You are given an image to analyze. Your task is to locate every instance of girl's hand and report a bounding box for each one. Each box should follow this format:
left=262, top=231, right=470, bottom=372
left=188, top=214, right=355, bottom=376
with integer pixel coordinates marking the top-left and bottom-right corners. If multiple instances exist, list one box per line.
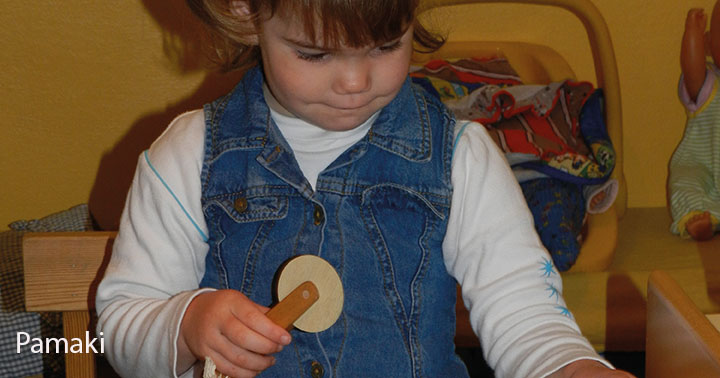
left=551, top=359, right=636, bottom=378
left=179, top=290, right=292, bottom=377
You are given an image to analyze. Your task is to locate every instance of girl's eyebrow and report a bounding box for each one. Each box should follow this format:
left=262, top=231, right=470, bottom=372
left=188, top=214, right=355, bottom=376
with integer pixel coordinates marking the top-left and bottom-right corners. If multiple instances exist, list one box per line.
left=283, top=32, right=406, bottom=51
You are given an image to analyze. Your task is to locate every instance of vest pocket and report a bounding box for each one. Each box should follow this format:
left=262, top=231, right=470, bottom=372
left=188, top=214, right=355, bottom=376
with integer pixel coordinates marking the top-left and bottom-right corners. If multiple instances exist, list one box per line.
left=203, top=194, right=290, bottom=294
left=213, top=194, right=289, bottom=223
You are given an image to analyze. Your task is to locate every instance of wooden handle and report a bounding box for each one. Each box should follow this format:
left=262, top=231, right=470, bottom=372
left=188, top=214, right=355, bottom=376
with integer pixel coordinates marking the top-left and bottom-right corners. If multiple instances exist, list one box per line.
left=266, top=281, right=319, bottom=330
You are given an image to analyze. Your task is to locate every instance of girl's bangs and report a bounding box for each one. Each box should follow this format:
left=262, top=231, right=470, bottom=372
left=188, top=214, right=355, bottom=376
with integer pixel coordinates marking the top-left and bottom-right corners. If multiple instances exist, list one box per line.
left=272, top=0, right=418, bottom=48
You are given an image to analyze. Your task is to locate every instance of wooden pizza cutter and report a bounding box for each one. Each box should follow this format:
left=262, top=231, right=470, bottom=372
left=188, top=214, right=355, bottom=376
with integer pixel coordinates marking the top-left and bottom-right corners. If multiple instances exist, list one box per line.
left=204, top=254, right=344, bottom=378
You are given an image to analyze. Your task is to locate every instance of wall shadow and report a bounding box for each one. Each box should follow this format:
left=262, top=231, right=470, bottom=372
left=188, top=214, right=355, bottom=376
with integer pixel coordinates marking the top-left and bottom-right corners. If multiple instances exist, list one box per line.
left=88, top=0, right=245, bottom=230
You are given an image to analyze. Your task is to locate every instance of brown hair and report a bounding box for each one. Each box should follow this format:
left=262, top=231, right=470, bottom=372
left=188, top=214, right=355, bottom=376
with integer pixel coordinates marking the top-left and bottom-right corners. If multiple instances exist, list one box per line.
left=186, top=0, right=445, bottom=71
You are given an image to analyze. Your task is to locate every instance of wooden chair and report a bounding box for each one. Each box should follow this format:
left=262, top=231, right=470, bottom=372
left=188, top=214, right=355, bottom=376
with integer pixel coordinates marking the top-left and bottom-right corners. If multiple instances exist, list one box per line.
left=23, top=232, right=117, bottom=378
left=645, top=270, right=720, bottom=377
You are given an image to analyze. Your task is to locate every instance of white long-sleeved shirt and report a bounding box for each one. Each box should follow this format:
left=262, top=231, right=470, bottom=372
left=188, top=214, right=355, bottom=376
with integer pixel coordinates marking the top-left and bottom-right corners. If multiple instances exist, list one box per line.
left=96, top=107, right=607, bottom=378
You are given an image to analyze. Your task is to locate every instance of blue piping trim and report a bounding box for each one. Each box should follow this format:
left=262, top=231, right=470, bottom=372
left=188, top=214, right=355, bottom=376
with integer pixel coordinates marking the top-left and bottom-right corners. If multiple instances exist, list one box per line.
left=144, top=150, right=209, bottom=242
left=452, top=120, right=472, bottom=160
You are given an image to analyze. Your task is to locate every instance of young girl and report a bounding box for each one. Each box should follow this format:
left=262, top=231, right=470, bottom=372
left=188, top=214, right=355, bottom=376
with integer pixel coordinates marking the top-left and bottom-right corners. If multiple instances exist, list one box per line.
left=673, top=3, right=720, bottom=241
left=96, top=1, right=632, bottom=377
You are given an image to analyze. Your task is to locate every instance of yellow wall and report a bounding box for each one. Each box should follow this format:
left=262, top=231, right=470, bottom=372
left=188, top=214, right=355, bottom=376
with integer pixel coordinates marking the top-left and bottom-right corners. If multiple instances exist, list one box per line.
left=0, top=0, right=713, bottom=229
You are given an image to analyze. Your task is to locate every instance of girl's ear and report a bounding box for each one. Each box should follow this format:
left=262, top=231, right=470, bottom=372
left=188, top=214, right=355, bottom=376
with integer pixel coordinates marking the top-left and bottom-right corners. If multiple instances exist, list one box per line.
left=231, top=0, right=259, bottom=45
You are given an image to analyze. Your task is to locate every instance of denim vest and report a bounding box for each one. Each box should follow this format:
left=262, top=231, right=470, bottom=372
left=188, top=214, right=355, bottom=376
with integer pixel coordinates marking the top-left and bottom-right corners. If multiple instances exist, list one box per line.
left=199, top=67, right=468, bottom=377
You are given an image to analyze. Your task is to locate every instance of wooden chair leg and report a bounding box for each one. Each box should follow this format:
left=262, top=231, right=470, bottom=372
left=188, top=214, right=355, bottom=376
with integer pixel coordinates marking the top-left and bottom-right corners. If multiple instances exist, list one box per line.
left=63, top=311, right=96, bottom=378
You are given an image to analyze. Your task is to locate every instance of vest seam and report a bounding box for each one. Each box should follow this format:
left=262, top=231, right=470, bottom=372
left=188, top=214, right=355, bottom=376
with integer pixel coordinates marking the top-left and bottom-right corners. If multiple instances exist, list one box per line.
left=358, top=200, right=412, bottom=357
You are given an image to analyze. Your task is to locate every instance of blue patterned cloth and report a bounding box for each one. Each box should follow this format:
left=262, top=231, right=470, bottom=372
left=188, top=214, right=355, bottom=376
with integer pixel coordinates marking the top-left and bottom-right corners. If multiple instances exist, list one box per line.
left=520, top=179, right=586, bottom=272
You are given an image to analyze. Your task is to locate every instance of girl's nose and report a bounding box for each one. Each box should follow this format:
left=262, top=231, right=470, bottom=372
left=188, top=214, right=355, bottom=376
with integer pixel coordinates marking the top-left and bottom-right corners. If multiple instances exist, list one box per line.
left=333, top=59, right=371, bottom=94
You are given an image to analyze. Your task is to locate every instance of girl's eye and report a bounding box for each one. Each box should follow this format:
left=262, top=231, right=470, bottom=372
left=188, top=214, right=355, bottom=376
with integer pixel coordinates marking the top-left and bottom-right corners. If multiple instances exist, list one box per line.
left=377, top=41, right=402, bottom=53
left=296, top=50, right=329, bottom=62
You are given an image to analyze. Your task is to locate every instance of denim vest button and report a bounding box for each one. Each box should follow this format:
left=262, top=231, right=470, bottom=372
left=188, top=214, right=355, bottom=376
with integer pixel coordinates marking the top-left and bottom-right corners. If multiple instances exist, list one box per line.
left=313, top=205, right=324, bottom=225
left=234, top=197, right=248, bottom=213
left=310, top=361, right=324, bottom=378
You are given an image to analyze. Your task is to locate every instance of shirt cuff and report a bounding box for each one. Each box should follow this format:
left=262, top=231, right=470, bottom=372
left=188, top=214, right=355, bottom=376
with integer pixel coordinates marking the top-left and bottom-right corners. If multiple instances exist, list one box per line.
left=544, top=356, right=615, bottom=378
left=173, top=288, right=217, bottom=378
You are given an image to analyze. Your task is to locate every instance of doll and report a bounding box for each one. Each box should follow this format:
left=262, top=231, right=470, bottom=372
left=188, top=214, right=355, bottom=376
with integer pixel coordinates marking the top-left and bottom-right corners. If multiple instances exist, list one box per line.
left=672, top=3, right=720, bottom=241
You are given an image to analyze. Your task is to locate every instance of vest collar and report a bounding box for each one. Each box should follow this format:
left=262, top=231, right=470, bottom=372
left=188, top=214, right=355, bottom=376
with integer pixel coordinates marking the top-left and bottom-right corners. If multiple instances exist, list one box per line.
left=367, top=76, right=433, bottom=163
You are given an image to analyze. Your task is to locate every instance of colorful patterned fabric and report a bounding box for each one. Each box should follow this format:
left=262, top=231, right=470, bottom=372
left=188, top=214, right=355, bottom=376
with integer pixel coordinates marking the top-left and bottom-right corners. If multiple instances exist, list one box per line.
left=410, top=57, right=618, bottom=271
left=411, top=58, right=615, bottom=185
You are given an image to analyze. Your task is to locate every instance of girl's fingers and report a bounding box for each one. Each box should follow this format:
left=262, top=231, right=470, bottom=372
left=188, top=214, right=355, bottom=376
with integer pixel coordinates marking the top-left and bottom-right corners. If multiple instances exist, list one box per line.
left=230, top=301, right=292, bottom=347
left=215, top=336, right=277, bottom=374
left=222, top=318, right=284, bottom=355
left=252, top=302, right=271, bottom=314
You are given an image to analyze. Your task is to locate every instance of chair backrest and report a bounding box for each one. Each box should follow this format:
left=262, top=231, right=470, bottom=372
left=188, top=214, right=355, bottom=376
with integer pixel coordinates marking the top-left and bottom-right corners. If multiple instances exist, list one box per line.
left=23, top=231, right=116, bottom=378
left=645, top=270, right=720, bottom=377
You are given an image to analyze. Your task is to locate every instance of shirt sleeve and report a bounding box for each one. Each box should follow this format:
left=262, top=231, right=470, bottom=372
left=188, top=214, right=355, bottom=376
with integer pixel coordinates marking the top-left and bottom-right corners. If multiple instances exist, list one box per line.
left=679, top=66, right=717, bottom=114
left=442, top=121, right=611, bottom=378
left=95, top=110, right=211, bottom=378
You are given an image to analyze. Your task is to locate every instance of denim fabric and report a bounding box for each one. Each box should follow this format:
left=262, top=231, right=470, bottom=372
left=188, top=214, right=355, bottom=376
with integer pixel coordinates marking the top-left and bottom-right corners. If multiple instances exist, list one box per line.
left=199, top=66, right=468, bottom=377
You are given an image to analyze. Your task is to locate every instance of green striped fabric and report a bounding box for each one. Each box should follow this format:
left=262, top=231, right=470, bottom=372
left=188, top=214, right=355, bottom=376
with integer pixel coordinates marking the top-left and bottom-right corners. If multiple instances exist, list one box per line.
left=670, top=77, right=720, bottom=236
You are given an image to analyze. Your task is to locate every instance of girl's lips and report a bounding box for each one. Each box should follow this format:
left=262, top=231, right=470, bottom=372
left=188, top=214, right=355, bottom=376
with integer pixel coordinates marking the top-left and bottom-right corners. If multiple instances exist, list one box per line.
left=329, top=99, right=376, bottom=111
left=331, top=103, right=369, bottom=111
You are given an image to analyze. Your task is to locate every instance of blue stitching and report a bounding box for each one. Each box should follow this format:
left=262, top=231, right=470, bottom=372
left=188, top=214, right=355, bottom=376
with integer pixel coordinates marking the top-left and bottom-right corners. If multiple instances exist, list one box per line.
left=144, top=150, right=209, bottom=242
left=452, top=120, right=473, bottom=160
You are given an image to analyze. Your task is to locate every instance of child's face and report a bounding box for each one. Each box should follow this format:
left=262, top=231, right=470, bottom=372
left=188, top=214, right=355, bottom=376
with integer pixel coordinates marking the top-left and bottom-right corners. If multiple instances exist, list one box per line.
left=257, top=10, right=414, bottom=131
